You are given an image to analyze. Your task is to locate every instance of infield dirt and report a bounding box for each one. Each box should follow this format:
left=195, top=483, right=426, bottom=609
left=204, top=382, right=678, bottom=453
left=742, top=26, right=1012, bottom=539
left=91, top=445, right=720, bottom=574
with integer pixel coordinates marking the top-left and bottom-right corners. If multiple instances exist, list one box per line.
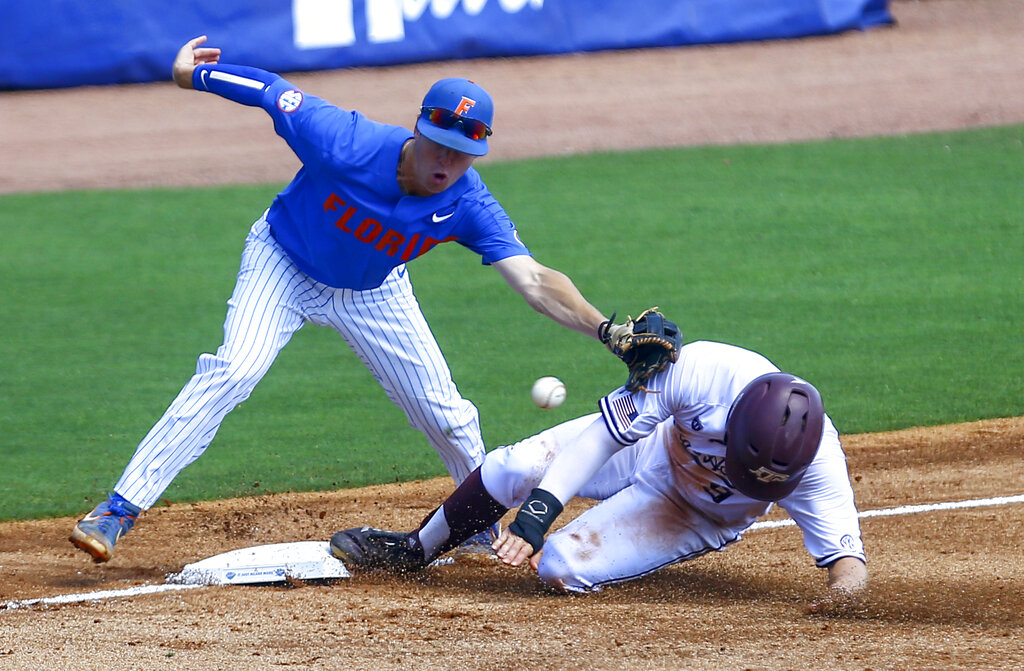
left=1, top=1, right=1022, bottom=669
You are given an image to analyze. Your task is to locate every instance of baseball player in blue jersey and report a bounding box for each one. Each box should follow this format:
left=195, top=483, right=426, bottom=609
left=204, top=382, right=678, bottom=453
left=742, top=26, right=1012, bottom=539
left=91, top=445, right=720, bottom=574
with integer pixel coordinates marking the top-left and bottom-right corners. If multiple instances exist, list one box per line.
left=330, top=340, right=868, bottom=603
left=70, top=36, right=628, bottom=563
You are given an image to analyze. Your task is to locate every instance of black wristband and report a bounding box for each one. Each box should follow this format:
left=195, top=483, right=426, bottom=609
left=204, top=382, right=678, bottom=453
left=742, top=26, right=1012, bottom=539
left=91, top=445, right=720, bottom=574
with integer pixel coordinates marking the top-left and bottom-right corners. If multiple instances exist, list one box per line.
left=597, top=312, right=617, bottom=344
left=507, top=488, right=564, bottom=555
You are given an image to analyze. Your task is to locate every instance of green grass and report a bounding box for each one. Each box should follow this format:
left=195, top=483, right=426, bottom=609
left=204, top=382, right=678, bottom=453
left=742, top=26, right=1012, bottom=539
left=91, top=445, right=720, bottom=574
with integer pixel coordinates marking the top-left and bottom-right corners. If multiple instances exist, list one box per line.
left=1, top=125, right=1021, bottom=520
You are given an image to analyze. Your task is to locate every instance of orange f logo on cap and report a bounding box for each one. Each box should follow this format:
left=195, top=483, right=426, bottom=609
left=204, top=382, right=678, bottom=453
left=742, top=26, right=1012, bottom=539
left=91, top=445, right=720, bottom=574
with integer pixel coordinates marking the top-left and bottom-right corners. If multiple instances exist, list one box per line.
left=453, top=96, right=476, bottom=116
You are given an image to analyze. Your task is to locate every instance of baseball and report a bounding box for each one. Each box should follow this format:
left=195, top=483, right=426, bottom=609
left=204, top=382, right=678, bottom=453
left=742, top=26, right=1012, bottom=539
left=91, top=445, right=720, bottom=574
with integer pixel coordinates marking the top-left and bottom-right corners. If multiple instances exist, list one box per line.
left=531, top=376, right=566, bottom=409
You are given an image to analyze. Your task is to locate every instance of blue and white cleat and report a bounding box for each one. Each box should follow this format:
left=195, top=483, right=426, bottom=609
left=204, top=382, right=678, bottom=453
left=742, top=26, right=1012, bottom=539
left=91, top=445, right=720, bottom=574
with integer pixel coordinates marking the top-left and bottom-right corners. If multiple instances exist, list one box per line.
left=69, top=493, right=142, bottom=562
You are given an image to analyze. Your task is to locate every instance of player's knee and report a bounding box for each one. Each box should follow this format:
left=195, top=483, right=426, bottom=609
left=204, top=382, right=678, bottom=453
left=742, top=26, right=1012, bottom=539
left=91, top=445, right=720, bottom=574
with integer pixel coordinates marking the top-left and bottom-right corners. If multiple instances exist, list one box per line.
left=195, top=352, right=267, bottom=396
left=536, top=536, right=594, bottom=593
left=407, top=394, right=479, bottom=440
left=480, top=440, right=550, bottom=509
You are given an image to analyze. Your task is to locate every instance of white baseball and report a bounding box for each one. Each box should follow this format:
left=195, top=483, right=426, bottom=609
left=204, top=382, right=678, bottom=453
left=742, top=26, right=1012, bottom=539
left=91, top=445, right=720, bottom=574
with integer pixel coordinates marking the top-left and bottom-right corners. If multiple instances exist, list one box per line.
left=531, top=376, right=566, bottom=409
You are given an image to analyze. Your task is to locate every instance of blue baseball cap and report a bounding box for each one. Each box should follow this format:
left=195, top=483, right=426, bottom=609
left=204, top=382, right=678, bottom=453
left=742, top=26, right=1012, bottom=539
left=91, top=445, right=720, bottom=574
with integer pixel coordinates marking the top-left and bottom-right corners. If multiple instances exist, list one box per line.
left=416, top=77, right=494, bottom=156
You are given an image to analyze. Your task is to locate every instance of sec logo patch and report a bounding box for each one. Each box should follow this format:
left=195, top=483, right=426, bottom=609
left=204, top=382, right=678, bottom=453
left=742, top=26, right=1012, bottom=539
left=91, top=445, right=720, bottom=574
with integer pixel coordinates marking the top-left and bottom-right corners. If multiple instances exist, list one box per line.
left=277, top=89, right=304, bottom=113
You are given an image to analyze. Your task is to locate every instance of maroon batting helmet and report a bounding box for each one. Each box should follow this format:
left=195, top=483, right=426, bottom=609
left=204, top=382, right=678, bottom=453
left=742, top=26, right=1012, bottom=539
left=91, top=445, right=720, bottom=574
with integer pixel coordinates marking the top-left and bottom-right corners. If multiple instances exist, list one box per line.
left=724, top=372, right=825, bottom=501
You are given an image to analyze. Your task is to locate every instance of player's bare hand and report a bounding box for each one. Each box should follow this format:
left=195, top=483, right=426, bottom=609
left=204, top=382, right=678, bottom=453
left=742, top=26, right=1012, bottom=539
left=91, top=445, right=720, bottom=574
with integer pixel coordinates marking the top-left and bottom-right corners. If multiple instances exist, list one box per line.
left=491, top=528, right=535, bottom=567
left=807, top=586, right=865, bottom=616
left=172, top=35, right=221, bottom=89
left=809, top=559, right=868, bottom=614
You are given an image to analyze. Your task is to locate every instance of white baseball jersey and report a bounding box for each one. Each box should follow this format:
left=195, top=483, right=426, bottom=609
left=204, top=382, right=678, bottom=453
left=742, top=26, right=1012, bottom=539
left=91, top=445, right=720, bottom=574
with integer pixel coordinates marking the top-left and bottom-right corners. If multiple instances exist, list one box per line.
left=481, top=340, right=864, bottom=592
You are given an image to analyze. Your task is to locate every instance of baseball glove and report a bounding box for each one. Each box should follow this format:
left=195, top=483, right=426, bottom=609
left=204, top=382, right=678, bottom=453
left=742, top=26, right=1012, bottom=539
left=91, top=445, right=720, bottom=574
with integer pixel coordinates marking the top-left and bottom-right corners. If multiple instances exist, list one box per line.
left=599, top=308, right=682, bottom=392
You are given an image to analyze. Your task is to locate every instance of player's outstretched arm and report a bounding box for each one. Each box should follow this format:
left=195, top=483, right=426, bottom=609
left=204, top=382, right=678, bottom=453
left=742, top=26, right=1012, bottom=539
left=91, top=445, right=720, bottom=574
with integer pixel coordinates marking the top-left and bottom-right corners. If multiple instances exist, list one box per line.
left=172, top=35, right=222, bottom=89
left=491, top=255, right=607, bottom=340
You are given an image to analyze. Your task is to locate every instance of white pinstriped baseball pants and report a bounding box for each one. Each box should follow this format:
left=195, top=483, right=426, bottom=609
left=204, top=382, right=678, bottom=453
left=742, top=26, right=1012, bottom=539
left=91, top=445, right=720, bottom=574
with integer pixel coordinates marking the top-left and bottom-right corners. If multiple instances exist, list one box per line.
left=115, top=214, right=485, bottom=509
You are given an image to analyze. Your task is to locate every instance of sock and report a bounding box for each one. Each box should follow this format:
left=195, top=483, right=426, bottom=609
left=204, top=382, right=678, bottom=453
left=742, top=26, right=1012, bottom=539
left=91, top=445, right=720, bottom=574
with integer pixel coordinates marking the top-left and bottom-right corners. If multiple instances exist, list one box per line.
left=109, top=492, right=142, bottom=516
left=410, top=467, right=507, bottom=560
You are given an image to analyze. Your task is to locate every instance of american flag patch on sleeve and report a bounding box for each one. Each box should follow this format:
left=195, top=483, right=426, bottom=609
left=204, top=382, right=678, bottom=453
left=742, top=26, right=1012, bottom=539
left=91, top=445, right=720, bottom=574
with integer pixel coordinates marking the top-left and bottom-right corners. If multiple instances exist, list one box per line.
left=610, top=394, right=638, bottom=424
left=599, top=391, right=640, bottom=445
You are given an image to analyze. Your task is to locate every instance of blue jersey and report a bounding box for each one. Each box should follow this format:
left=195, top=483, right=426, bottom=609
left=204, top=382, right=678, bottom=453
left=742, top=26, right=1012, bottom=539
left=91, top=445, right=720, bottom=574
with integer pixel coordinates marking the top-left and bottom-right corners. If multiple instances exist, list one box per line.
left=193, top=64, right=530, bottom=290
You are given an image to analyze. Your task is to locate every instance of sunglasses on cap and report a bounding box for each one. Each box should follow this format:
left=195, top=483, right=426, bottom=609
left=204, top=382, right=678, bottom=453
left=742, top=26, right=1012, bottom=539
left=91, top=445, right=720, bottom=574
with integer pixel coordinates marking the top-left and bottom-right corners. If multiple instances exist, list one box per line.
left=420, top=107, right=493, bottom=141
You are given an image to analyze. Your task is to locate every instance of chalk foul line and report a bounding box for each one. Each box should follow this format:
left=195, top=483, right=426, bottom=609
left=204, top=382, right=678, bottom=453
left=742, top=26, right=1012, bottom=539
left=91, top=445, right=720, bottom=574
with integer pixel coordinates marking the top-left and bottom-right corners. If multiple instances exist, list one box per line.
left=749, top=493, right=1024, bottom=530
left=1, top=582, right=203, bottom=610
left=3, top=493, right=1022, bottom=610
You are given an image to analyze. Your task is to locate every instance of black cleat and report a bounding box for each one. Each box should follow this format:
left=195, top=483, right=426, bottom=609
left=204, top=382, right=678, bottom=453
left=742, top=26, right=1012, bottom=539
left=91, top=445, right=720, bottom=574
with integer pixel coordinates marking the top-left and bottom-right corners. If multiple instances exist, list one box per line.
left=330, top=527, right=427, bottom=573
